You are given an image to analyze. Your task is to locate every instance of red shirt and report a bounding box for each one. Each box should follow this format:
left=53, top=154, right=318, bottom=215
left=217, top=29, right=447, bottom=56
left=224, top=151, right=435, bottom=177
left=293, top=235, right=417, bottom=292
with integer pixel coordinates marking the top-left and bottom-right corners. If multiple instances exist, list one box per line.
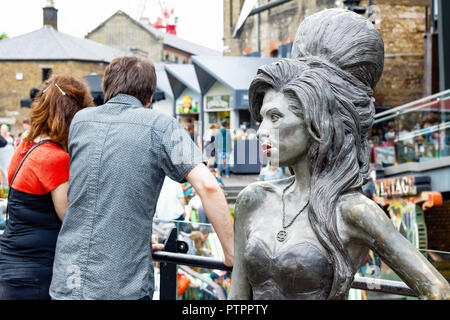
left=8, top=141, right=69, bottom=195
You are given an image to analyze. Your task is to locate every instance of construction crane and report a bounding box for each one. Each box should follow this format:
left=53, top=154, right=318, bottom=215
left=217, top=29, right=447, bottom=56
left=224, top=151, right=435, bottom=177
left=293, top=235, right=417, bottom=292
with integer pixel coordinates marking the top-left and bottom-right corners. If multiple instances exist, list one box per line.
left=136, top=0, right=147, bottom=21
left=157, top=0, right=177, bottom=34
left=137, top=0, right=177, bottom=35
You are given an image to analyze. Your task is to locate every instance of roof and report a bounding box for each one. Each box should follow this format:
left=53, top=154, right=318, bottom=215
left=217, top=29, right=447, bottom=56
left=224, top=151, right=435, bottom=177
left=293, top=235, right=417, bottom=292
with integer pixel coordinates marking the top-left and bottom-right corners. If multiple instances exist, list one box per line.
left=0, top=26, right=126, bottom=62
left=86, top=10, right=221, bottom=57
left=232, top=0, right=258, bottom=38
left=161, top=32, right=222, bottom=57
left=86, top=10, right=163, bottom=42
left=139, top=22, right=221, bottom=56
left=191, top=55, right=279, bottom=91
left=164, top=64, right=201, bottom=94
left=154, top=62, right=174, bottom=100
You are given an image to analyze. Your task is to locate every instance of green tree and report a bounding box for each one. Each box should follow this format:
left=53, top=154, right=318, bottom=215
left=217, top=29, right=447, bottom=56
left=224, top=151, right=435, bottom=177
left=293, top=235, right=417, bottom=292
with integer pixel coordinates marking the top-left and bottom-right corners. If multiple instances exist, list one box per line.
left=0, top=33, right=7, bottom=40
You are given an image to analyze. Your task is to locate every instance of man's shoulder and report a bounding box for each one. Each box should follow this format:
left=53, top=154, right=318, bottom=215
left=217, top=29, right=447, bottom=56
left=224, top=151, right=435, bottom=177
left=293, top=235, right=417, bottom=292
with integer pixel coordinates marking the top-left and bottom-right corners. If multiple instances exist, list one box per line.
left=72, top=106, right=98, bottom=123
left=72, top=105, right=175, bottom=129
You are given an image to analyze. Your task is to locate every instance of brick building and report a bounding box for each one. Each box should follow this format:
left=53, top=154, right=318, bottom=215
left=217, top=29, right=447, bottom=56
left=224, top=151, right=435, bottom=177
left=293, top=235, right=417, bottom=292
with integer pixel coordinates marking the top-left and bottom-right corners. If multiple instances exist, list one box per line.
left=0, top=4, right=124, bottom=134
left=85, top=10, right=221, bottom=65
left=223, top=0, right=335, bottom=57
left=426, top=198, right=450, bottom=252
left=224, top=0, right=431, bottom=109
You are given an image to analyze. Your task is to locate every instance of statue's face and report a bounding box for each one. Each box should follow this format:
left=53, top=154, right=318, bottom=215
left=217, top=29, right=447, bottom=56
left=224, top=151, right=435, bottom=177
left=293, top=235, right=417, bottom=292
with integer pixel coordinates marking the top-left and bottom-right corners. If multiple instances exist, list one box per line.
left=257, top=89, right=310, bottom=167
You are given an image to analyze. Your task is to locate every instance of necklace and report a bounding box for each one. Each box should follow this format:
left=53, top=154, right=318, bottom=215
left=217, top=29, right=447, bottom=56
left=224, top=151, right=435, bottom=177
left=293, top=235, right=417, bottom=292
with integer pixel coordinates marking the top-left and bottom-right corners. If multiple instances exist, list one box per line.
left=277, top=178, right=310, bottom=243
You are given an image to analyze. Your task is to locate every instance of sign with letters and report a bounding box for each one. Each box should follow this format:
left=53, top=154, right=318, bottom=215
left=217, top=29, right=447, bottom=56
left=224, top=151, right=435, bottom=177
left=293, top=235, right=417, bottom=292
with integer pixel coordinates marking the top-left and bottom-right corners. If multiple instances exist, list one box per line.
left=374, top=176, right=418, bottom=198
left=206, top=95, right=230, bottom=111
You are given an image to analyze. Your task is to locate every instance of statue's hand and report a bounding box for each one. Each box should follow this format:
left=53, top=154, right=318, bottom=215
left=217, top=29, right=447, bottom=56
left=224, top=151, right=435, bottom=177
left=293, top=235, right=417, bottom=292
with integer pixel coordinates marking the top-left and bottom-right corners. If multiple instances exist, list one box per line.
left=224, top=254, right=234, bottom=268
left=423, top=286, right=450, bottom=300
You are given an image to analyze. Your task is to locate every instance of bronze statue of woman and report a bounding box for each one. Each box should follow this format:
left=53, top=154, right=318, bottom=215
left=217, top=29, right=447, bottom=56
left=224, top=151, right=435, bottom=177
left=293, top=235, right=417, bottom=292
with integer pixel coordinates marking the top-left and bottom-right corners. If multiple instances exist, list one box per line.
left=229, top=9, right=450, bottom=300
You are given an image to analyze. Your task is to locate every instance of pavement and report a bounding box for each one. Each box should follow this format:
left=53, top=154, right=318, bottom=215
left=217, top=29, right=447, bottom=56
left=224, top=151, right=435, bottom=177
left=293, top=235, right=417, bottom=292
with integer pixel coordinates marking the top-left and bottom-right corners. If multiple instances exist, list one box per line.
left=220, top=173, right=259, bottom=205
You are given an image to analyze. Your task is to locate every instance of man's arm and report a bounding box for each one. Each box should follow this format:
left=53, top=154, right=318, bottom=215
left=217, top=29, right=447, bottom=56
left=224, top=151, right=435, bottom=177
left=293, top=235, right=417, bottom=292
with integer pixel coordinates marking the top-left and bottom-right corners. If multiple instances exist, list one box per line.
left=186, top=163, right=234, bottom=267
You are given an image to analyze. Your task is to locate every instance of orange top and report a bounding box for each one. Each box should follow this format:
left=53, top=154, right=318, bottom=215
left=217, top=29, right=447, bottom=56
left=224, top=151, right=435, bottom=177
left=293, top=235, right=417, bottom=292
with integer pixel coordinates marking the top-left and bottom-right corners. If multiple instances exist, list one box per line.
left=8, top=141, right=69, bottom=195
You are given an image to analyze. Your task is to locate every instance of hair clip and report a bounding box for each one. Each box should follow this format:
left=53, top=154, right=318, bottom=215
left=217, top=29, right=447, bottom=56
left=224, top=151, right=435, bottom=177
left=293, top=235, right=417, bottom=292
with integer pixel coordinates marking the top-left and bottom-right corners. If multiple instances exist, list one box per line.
left=42, top=83, right=67, bottom=96
left=55, top=83, right=67, bottom=96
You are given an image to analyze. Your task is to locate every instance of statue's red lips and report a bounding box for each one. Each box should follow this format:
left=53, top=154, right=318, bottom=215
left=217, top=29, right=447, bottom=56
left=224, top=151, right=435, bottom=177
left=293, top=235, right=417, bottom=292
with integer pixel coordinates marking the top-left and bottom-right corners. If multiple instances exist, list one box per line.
left=261, top=144, right=272, bottom=153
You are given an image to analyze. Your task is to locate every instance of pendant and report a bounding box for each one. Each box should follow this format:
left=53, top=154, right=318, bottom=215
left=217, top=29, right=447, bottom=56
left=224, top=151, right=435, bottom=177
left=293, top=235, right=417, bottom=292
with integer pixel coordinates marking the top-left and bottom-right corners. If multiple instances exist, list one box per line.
left=277, top=230, right=287, bottom=242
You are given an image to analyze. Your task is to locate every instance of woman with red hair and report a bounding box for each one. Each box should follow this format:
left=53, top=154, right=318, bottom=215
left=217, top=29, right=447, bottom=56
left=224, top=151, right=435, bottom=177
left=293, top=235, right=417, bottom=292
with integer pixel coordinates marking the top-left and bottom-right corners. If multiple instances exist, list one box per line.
left=0, top=75, right=94, bottom=300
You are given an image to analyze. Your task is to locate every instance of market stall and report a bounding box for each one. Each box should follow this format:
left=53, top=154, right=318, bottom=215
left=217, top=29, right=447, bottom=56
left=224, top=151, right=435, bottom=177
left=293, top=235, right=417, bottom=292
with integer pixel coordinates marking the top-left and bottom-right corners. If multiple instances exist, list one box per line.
left=165, top=64, right=202, bottom=147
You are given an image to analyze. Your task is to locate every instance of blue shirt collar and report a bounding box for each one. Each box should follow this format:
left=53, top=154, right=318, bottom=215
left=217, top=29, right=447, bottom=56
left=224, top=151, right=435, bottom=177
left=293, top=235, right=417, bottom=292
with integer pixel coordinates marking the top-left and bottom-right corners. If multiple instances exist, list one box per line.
left=106, top=94, right=144, bottom=108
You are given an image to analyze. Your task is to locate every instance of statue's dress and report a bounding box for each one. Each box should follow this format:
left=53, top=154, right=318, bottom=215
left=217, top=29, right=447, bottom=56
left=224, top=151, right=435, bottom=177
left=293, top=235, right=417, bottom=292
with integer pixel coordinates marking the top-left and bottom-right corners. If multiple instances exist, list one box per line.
left=244, top=238, right=333, bottom=299
left=239, top=177, right=334, bottom=300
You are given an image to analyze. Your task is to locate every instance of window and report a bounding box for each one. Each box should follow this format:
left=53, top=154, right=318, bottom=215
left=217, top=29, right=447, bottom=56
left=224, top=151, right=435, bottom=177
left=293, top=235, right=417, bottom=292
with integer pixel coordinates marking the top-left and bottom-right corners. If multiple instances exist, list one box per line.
left=42, top=68, right=52, bottom=82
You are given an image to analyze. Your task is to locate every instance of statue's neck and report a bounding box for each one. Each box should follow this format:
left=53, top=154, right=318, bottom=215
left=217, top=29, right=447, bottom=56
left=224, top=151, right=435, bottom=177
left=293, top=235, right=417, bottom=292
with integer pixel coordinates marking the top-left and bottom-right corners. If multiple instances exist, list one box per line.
left=288, top=157, right=311, bottom=197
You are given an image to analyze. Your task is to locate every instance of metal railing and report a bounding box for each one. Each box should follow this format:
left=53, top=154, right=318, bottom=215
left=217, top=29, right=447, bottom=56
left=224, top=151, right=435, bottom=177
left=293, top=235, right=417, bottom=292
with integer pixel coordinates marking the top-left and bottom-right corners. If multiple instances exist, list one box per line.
left=152, top=228, right=418, bottom=300
left=374, top=89, right=450, bottom=124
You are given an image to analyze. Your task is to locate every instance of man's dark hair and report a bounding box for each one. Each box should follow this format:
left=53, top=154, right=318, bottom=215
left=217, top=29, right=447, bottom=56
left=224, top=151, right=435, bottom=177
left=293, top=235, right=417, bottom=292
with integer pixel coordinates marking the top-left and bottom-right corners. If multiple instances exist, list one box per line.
left=102, top=56, right=157, bottom=105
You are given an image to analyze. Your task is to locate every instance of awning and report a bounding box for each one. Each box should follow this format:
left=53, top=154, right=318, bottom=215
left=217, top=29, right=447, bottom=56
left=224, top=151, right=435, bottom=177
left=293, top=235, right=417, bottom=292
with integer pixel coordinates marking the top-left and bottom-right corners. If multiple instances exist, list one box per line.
left=232, top=0, right=258, bottom=39
left=192, top=55, right=279, bottom=110
left=155, top=62, right=174, bottom=102
left=165, top=64, right=201, bottom=100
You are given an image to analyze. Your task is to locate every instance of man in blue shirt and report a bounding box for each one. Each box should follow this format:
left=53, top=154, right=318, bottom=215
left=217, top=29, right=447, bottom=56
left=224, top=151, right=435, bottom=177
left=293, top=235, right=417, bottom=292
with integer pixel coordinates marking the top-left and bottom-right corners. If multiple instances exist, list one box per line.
left=49, top=56, right=234, bottom=300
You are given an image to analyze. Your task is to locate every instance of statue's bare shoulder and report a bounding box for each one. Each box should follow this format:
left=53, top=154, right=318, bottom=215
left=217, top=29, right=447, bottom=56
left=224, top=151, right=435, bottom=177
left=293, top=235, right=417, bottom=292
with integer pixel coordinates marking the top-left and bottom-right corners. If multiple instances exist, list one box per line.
left=339, top=192, right=383, bottom=220
left=235, top=177, right=293, bottom=220
left=338, top=191, right=393, bottom=241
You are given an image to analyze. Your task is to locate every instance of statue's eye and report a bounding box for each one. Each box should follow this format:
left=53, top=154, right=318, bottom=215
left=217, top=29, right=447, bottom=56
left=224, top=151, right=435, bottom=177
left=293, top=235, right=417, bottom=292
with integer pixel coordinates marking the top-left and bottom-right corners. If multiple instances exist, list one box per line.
left=271, top=113, right=282, bottom=122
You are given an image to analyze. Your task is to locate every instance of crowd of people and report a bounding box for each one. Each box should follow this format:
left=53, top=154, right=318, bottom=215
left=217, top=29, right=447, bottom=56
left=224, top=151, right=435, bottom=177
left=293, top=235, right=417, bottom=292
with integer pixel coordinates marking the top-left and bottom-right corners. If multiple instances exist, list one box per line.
left=0, top=120, right=31, bottom=231
left=369, top=114, right=449, bottom=166
left=0, top=121, right=30, bottom=188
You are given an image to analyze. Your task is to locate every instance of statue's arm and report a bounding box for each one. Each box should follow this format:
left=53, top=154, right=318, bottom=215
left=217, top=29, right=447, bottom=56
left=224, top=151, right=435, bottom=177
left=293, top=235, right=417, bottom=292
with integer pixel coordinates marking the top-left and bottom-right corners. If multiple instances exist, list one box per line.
left=228, top=188, right=254, bottom=300
left=341, top=194, right=450, bottom=300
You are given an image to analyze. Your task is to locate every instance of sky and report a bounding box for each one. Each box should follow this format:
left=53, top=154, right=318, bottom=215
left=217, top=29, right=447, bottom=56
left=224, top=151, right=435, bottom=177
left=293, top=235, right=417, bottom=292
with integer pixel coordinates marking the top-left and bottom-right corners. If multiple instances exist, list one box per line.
left=0, top=0, right=225, bottom=51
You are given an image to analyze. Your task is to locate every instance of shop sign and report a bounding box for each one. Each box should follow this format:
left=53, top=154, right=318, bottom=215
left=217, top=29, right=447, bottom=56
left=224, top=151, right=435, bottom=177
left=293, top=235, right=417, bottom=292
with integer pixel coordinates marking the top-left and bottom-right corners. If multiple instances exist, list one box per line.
left=206, top=95, right=230, bottom=111
left=374, top=176, right=417, bottom=198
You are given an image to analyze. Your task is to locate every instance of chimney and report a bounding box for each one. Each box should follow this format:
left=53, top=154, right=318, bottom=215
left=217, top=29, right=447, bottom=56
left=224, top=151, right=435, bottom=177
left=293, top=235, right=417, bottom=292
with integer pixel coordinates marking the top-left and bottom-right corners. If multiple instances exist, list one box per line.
left=43, top=0, right=58, bottom=30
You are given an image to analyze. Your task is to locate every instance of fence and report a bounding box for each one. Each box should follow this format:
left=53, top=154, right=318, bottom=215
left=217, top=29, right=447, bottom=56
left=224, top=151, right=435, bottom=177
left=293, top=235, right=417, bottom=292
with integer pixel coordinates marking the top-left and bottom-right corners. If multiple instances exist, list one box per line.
left=152, top=228, right=418, bottom=300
